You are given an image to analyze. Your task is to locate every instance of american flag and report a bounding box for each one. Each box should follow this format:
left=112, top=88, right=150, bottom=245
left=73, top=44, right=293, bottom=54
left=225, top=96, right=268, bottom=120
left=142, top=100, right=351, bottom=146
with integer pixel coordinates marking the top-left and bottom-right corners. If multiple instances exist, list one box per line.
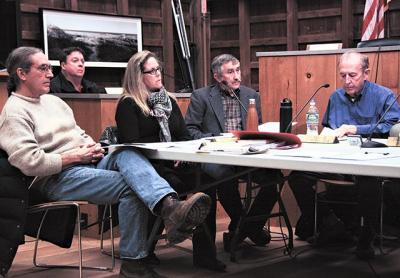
left=361, top=0, right=391, bottom=41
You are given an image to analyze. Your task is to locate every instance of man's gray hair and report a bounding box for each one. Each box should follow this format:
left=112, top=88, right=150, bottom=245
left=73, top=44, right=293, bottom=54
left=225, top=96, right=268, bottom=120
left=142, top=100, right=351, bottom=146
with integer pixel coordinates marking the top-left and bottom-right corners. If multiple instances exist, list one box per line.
left=5, top=47, right=43, bottom=95
left=211, top=54, right=239, bottom=75
left=339, top=50, right=369, bottom=71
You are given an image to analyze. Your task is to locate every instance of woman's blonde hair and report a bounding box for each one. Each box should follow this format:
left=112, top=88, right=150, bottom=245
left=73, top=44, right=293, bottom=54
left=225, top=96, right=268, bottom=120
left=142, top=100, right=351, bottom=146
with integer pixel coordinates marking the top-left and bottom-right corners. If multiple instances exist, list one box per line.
left=121, top=50, right=161, bottom=115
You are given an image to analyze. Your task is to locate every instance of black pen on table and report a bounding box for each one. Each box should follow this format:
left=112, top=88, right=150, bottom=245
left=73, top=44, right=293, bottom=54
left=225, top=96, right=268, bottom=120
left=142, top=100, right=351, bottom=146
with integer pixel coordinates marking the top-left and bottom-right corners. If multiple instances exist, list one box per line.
left=364, top=151, right=389, bottom=155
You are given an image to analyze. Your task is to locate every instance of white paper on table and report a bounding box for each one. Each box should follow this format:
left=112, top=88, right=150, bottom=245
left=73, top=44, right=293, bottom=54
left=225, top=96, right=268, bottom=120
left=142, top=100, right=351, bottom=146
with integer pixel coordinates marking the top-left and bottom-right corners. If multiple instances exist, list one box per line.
left=320, top=127, right=336, bottom=136
left=258, top=122, right=297, bottom=132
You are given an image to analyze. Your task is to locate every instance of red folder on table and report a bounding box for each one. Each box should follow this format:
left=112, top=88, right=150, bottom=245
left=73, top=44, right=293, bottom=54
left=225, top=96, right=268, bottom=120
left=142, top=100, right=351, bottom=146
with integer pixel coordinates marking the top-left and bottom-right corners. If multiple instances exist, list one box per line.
left=231, top=131, right=302, bottom=148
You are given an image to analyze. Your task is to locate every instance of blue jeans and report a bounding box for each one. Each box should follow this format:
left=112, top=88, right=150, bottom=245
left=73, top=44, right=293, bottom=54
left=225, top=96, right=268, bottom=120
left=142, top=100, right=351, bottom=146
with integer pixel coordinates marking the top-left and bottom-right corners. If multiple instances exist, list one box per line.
left=39, top=148, right=175, bottom=259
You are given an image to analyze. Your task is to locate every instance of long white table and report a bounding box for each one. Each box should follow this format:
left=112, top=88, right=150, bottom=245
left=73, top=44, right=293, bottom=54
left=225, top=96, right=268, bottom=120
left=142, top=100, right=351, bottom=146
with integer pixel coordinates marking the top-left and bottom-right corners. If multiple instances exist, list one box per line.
left=135, top=140, right=400, bottom=179
left=128, top=138, right=400, bottom=260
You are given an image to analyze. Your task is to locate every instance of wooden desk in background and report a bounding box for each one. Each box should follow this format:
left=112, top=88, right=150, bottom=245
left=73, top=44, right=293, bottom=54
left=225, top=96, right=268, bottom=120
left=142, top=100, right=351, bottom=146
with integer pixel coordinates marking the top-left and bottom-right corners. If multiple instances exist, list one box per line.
left=0, top=72, right=9, bottom=110
left=257, top=45, right=400, bottom=134
left=54, top=93, right=191, bottom=141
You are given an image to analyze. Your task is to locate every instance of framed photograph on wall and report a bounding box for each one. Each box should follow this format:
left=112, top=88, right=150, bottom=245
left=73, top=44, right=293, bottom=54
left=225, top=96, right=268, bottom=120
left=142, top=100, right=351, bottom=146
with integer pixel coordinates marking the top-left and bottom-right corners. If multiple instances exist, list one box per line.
left=40, top=9, right=142, bottom=68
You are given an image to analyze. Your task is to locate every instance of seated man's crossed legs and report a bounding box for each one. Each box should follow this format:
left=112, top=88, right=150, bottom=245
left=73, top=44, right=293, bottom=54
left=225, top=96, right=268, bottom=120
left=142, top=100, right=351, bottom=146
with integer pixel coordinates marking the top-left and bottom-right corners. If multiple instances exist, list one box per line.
left=38, top=149, right=212, bottom=278
left=202, top=163, right=282, bottom=251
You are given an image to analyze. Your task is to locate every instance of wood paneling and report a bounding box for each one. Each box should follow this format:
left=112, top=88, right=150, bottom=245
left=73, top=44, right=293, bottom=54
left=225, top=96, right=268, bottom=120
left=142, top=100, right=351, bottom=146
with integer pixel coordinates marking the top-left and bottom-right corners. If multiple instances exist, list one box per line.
left=341, top=0, right=353, bottom=48
left=295, top=54, right=337, bottom=133
left=3, top=0, right=400, bottom=95
left=260, top=56, right=296, bottom=124
left=61, top=96, right=190, bottom=140
left=238, top=0, right=250, bottom=86
left=0, top=75, right=8, bottom=110
left=287, top=0, right=298, bottom=51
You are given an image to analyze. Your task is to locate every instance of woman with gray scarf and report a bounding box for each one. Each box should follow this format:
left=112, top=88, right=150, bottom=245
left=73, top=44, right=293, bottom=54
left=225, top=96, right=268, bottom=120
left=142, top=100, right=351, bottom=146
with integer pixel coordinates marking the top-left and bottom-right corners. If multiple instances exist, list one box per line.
left=116, top=50, right=225, bottom=273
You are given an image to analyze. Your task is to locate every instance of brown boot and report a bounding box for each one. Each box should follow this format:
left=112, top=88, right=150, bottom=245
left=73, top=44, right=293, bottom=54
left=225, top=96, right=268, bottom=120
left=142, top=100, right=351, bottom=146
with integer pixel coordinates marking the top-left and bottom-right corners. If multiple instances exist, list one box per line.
left=161, top=193, right=211, bottom=244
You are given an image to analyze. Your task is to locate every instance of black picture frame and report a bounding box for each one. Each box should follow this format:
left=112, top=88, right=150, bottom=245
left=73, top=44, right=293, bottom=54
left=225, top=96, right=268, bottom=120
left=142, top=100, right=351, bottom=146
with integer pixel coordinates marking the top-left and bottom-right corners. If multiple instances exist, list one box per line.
left=40, top=8, right=142, bottom=68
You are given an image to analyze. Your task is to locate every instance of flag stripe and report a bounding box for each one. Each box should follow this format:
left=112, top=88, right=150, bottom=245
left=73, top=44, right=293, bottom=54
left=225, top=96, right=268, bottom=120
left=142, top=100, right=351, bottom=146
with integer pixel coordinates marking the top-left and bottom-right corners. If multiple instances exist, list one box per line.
left=361, top=0, right=389, bottom=41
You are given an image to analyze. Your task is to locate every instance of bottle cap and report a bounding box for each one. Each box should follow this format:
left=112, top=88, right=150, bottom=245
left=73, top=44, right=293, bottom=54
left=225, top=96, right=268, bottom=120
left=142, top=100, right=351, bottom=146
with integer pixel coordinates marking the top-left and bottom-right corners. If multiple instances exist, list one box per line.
left=281, top=98, right=292, bottom=106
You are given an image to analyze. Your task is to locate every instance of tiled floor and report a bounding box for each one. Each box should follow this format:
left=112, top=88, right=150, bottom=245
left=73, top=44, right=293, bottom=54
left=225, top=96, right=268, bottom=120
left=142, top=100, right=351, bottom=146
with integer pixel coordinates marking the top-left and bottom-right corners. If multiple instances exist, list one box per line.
left=7, top=218, right=400, bottom=278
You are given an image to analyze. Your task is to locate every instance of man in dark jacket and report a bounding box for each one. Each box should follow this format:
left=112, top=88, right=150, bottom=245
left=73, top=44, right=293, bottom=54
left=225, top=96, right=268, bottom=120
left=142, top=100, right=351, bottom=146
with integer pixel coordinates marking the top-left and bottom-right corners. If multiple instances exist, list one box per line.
left=185, top=54, right=282, bottom=251
left=50, top=47, right=106, bottom=94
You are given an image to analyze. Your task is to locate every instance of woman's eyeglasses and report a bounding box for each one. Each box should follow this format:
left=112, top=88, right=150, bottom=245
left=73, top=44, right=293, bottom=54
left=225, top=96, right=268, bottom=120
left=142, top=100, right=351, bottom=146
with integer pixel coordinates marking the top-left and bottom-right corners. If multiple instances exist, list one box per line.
left=142, top=66, right=162, bottom=75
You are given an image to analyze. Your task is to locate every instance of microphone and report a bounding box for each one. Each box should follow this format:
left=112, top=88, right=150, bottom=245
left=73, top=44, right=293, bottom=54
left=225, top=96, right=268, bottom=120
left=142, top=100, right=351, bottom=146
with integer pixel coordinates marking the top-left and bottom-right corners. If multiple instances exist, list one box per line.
left=284, top=83, right=330, bottom=133
left=220, top=81, right=248, bottom=112
left=360, top=93, right=400, bottom=148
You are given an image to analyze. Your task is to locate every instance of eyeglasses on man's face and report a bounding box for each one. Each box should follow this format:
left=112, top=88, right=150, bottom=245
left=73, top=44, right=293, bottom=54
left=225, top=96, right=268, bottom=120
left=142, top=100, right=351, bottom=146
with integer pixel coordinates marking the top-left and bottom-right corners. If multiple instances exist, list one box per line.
left=142, top=66, right=162, bottom=75
left=36, top=64, right=53, bottom=73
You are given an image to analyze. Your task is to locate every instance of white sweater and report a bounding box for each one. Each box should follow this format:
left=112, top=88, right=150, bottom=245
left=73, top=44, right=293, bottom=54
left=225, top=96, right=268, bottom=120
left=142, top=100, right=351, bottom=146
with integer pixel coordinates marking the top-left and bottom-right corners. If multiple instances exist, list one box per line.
left=0, top=93, right=94, bottom=177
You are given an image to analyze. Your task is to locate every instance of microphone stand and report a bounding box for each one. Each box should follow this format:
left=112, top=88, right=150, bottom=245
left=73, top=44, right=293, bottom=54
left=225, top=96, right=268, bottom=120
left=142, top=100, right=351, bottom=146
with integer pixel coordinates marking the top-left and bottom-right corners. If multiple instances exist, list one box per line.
left=361, top=93, right=400, bottom=148
left=284, top=83, right=330, bottom=133
left=231, top=89, right=248, bottom=113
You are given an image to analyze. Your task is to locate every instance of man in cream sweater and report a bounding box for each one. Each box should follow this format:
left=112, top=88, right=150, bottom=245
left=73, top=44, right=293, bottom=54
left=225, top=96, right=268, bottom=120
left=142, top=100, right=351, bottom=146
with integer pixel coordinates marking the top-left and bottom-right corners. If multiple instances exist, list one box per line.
left=0, top=47, right=211, bottom=278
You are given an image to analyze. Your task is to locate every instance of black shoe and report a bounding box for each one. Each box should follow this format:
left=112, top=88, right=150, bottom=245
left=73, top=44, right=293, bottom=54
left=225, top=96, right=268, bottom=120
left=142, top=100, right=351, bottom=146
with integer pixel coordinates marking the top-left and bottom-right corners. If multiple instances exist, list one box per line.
left=246, top=229, right=271, bottom=246
left=119, top=259, right=166, bottom=278
left=313, top=214, right=347, bottom=246
left=161, top=193, right=211, bottom=244
left=142, top=253, right=161, bottom=265
left=294, top=215, right=314, bottom=240
left=223, top=229, right=271, bottom=252
left=193, top=257, right=226, bottom=272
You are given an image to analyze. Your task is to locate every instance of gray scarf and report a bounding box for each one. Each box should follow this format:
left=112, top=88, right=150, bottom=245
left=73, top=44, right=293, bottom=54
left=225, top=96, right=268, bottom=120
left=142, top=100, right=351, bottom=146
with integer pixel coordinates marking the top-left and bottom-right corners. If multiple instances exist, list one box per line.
left=148, top=87, right=172, bottom=142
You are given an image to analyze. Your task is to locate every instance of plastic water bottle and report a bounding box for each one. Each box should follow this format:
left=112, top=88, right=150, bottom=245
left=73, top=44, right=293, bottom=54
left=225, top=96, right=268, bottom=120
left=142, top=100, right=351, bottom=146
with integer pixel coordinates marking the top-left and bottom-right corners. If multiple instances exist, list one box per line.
left=306, top=99, right=319, bottom=135
left=246, top=98, right=259, bottom=131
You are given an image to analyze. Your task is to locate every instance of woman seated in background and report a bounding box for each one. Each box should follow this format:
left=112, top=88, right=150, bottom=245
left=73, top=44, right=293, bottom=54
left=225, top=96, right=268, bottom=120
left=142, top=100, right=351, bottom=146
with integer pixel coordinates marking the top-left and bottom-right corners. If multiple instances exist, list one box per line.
left=115, top=50, right=225, bottom=272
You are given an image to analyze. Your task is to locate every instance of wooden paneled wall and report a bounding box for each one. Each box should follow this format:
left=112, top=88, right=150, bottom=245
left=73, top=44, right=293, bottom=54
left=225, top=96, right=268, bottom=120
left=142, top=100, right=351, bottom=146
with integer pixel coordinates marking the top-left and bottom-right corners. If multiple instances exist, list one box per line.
left=11, top=0, right=178, bottom=91
left=2, top=0, right=400, bottom=92
left=202, top=0, right=400, bottom=91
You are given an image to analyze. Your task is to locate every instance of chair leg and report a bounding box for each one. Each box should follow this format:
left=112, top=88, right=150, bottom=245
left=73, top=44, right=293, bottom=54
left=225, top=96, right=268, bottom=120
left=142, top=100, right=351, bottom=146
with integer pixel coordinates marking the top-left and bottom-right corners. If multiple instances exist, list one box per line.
left=100, top=204, right=118, bottom=267
left=32, top=202, right=114, bottom=276
left=108, top=205, right=116, bottom=270
left=77, top=204, right=83, bottom=278
left=100, top=205, right=107, bottom=252
left=229, top=175, right=253, bottom=262
left=276, top=183, right=293, bottom=251
left=32, top=210, right=49, bottom=267
left=229, top=176, right=294, bottom=261
left=146, top=216, right=164, bottom=253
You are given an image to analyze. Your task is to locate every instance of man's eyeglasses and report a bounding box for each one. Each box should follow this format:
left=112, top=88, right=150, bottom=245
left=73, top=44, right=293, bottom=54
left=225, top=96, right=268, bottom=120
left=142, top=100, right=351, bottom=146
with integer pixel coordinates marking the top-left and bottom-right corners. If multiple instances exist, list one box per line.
left=36, top=64, right=53, bottom=73
left=142, top=66, right=162, bottom=75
